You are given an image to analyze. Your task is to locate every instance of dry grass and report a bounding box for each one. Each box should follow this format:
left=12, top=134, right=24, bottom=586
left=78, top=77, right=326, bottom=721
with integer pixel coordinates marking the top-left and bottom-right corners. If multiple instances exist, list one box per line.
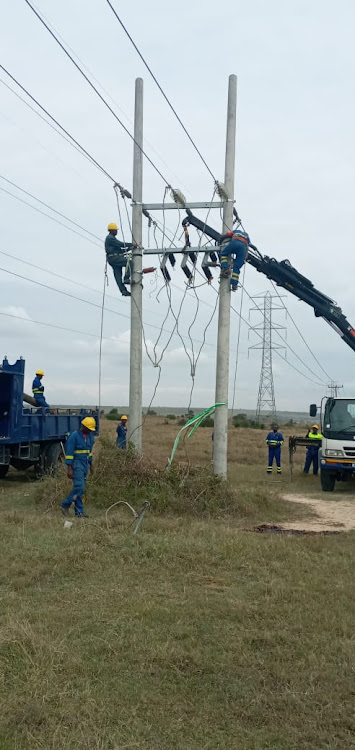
left=0, top=417, right=354, bottom=749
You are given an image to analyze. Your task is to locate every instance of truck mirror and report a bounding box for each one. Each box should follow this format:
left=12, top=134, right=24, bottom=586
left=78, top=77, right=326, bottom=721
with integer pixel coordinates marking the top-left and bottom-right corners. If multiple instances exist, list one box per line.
left=309, top=404, right=317, bottom=417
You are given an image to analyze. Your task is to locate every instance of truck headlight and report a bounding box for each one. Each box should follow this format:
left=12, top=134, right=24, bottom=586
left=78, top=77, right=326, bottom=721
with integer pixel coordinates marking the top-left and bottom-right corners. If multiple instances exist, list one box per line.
left=325, top=449, right=344, bottom=457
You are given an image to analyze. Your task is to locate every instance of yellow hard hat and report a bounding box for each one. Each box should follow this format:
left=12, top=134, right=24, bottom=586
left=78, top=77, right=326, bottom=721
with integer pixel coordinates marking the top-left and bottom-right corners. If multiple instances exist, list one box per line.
left=312, top=424, right=319, bottom=429
left=36, top=369, right=44, bottom=376
left=121, top=415, right=128, bottom=420
left=107, top=222, right=118, bottom=231
left=81, top=416, right=96, bottom=431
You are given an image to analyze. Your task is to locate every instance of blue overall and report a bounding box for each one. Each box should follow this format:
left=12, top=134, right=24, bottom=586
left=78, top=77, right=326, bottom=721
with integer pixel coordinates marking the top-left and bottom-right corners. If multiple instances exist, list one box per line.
left=266, top=431, right=284, bottom=474
left=61, top=430, right=95, bottom=516
left=105, top=233, right=134, bottom=295
left=116, top=423, right=127, bottom=449
left=304, top=433, right=322, bottom=475
left=32, top=376, right=49, bottom=407
left=220, top=230, right=250, bottom=289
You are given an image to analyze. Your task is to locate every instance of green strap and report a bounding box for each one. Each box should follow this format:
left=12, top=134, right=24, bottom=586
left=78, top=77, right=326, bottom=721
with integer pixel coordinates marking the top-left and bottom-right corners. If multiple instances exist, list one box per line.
left=167, top=403, right=226, bottom=467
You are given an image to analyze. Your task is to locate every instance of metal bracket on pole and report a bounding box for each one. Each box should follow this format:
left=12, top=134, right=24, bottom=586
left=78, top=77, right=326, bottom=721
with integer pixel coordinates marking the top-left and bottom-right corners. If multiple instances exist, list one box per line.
left=139, top=201, right=232, bottom=211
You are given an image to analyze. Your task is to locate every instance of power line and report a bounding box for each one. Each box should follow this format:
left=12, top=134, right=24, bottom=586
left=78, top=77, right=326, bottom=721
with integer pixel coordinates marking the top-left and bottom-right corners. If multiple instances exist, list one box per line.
left=0, top=175, right=102, bottom=242
left=229, top=300, right=325, bottom=387
left=0, top=77, right=98, bottom=173
left=0, top=65, right=117, bottom=184
left=105, top=0, right=217, bottom=183
left=0, top=264, right=216, bottom=349
left=24, top=0, right=171, bottom=186
left=28, top=1, right=192, bottom=197
left=0, top=185, right=102, bottom=248
left=0, top=309, right=110, bottom=341
left=269, top=279, right=334, bottom=382
left=241, top=282, right=328, bottom=386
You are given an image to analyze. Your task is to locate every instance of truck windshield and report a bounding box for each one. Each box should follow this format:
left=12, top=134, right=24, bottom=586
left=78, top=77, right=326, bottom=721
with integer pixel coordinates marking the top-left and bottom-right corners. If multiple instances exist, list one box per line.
left=324, top=399, right=355, bottom=433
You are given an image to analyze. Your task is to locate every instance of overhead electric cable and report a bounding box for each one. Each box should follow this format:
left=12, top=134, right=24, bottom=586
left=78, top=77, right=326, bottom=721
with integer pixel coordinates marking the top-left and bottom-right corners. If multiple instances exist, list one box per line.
left=28, top=0, right=191, bottom=196
left=269, top=279, right=334, bottom=382
left=0, top=265, right=215, bottom=348
left=105, top=0, right=217, bottom=183
left=24, top=0, right=171, bottom=186
left=0, top=310, right=111, bottom=341
left=0, top=175, right=102, bottom=242
left=0, top=65, right=116, bottom=183
left=0, top=186, right=102, bottom=248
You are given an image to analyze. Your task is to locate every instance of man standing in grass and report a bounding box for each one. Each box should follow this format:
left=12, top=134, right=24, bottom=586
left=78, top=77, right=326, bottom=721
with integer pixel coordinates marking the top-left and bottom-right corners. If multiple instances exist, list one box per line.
left=266, top=423, right=284, bottom=475
left=116, top=415, right=128, bottom=449
left=61, top=417, right=96, bottom=518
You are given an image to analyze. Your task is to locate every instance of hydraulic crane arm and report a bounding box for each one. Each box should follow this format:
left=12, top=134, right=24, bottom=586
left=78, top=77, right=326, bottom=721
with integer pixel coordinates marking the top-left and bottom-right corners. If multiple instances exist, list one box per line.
left=183, top=211, right=355, bottom=354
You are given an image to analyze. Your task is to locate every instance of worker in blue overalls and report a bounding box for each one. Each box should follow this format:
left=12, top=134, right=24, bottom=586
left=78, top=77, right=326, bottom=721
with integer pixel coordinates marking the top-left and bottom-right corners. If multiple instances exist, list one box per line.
left=116, top=415, right=128, bottom=449
left=266, top=423, right=284, bottom=475
left=105, top=222, right=135, bottom=297
left=61, top=417, right=96, bottom=518
left=303, top=424, right=323, bottom=475
left=32, top=369, right=49, bottom=407
left=219, top=228, right=250, bottom=291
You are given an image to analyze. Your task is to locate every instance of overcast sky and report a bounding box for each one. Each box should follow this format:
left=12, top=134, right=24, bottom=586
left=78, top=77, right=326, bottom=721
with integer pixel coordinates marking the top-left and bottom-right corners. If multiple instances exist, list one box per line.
left=1, top=0, right=354, bottom=412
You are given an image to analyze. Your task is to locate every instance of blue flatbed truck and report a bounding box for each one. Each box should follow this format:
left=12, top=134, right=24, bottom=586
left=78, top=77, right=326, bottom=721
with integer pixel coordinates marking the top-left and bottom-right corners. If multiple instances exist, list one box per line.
left=0, top=357, right=99, bottom=478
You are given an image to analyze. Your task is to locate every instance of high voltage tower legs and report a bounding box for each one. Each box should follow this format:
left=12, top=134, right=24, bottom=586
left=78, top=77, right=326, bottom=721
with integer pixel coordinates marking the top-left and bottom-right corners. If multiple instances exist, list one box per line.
left=127, top=75, right=237, bottom=478
left=249, top=291, right=286, bottom=423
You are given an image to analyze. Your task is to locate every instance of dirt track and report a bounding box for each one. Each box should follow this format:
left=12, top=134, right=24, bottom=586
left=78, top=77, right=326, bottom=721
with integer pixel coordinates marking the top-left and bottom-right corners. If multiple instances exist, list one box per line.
left=283, top=493, right=355, bottom=532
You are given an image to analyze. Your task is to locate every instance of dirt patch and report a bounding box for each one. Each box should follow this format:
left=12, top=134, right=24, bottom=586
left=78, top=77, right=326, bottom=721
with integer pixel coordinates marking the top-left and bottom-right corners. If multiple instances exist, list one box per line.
left=282, top=493, right=355, bottom=532
left=252, top=523, right=341, bottom=536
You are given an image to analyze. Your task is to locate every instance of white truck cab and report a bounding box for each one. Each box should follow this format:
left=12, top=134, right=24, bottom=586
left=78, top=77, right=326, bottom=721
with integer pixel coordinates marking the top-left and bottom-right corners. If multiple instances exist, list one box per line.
left=310, top=397, right=355, bottom=491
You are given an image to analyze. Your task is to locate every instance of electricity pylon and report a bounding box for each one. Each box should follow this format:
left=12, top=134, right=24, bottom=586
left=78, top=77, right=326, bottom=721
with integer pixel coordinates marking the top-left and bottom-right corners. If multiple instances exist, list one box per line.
left=249, top=291, right=286, bottom=423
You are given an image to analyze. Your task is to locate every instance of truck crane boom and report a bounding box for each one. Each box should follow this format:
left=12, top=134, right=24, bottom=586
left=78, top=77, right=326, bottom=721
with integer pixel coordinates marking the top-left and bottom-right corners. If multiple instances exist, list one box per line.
left=182, top=211, right=355, bottom=354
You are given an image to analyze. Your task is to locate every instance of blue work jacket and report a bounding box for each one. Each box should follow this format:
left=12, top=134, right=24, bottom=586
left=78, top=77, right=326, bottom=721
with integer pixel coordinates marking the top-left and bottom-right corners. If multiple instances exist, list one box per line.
left=266, top=431, right=284, bottom=447
left=116, top=423, right=127, bottom=448
left=65, top=430, right=95, bottom=466
left=32, top=376, right=45, bottom=397
left=105, top=234, right=134, bottom=258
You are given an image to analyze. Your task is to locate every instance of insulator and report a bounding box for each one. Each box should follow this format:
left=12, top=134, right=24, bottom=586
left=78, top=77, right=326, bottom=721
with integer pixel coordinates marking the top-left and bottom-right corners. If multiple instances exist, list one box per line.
left=171, top=188, right=186, bottom=207
left=216, top=181, right=229, bottom=200
left=168, top=253, right=176, bottom=267
left=202, top=267, right=213, bottom=282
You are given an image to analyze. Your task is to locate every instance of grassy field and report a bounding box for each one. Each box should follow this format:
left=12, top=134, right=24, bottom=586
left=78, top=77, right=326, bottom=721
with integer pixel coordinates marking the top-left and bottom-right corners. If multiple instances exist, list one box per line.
left=0, top=418, right=354, bottom=749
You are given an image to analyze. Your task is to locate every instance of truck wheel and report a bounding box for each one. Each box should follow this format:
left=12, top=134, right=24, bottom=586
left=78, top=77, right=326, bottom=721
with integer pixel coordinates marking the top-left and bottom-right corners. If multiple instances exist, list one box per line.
left=320, top=470, right=335, bottom=492
left=0, top=465, right=9, bottom=479
left=45, top=442, right=64, bottom=476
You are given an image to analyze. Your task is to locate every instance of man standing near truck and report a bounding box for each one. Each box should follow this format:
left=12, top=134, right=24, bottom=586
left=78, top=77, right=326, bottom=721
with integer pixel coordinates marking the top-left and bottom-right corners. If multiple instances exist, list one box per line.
left=61, top=417, right=96, bottom=518
left=266, top=423, right=284, bottom=475
left=32, top=369, right=49, bottom=407
left=303, top=424, right=323, bottom=475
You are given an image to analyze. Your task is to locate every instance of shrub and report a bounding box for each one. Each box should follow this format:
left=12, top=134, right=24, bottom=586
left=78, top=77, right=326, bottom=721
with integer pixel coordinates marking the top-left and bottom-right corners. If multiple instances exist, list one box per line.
left=106, top=408, right=119, bottom=421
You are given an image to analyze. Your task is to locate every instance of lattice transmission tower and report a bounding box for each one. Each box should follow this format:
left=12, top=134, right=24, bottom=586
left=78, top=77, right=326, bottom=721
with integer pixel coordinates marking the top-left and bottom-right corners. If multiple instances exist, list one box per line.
left=249, top=292, right=286, bottom=423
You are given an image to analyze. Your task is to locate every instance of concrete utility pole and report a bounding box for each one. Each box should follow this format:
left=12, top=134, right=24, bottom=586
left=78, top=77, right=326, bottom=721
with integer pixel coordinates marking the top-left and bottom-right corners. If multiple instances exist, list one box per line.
left=213, top=74, right=237, bottom=478
left=128, top=78, right=143, bottom=453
